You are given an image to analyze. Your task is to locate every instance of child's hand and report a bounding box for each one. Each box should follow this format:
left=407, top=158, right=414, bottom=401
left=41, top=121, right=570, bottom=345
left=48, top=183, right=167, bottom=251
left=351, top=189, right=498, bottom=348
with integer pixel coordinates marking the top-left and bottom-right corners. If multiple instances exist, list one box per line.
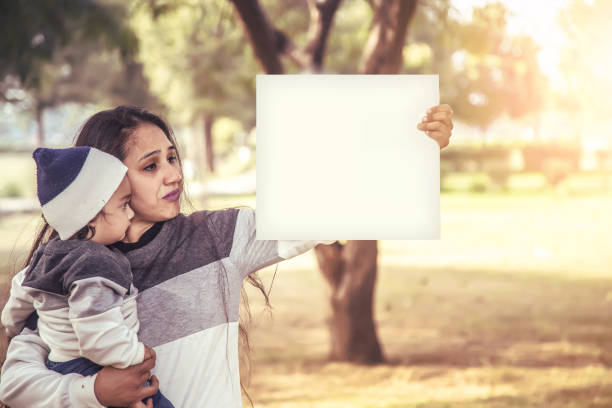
left=143, top=345, right=155, bottom=361
left=128, top=398, right=153, bottom=408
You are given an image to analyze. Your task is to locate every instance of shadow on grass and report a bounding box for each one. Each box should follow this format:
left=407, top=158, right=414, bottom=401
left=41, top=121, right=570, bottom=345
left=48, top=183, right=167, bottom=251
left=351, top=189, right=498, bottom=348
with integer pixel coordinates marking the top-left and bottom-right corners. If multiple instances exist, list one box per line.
left=373, top=265, right=612, bottom=371
left=252, top=381, right=612, bottom=408
left=402, top=384, right=612, bottom=408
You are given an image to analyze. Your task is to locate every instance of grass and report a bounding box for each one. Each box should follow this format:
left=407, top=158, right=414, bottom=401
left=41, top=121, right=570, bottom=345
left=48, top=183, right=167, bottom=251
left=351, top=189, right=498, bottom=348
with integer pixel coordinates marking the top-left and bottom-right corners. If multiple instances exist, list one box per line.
left=238, top=193, right=612, bottom=407
left=240, top=263, right=612, bottom=407
left=2, top=165, right=612, bottom=406
left=241, top=260, right=612, bottom=407
left=0, top=153, right=36, bottom=198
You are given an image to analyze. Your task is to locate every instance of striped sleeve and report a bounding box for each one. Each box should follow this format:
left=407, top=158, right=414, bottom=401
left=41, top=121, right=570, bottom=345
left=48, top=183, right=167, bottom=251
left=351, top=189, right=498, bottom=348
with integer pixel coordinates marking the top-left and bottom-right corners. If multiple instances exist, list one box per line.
left=229, top=208, right=335, bottom=279
left=66, top=255, right=144, bottom=368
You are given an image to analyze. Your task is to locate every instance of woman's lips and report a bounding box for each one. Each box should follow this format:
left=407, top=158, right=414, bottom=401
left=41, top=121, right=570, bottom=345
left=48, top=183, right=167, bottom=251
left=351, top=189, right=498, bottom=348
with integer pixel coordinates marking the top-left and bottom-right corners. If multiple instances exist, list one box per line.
left=162, top=189, right=180, bottom=201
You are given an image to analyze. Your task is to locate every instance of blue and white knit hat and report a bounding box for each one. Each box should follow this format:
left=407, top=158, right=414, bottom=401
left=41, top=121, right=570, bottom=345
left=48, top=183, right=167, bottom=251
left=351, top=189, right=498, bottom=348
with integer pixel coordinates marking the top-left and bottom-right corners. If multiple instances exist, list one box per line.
left=33, top=146, right=128, bottom=240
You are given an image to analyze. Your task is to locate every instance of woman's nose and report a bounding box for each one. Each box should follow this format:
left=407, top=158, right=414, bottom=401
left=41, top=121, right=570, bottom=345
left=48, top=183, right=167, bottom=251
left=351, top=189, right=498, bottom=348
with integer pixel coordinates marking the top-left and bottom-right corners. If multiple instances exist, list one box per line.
left=164, top=164, right=182, bottom=185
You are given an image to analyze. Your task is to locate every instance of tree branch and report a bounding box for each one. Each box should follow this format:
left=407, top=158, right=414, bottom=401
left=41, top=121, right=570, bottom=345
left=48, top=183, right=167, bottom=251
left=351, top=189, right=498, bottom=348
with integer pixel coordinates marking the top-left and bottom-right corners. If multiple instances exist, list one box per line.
left=228, top=0, right=284, bottom=74
left=0, top=91, right=24, bottom=104
left=304, top=0, right=343, bottom=71
left=359, top=0, right=417, bottom=74
left=364, top=0, right=377, bottom=11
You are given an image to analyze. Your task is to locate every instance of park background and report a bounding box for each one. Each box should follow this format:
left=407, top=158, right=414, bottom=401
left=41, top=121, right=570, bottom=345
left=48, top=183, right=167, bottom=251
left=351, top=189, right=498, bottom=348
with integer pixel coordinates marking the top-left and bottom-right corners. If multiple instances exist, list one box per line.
left=2, top=0, right=612, bottom=406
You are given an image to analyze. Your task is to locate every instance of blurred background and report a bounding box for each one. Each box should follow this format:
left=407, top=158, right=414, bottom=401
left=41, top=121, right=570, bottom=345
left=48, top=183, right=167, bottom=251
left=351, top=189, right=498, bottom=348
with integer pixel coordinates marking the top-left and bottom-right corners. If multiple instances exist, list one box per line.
left=2, top=0, right=612, bottom=407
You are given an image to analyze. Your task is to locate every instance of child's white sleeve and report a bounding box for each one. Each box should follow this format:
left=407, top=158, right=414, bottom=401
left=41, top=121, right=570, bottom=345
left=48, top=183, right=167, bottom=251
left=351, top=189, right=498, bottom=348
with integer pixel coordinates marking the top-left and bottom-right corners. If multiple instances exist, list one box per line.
left=1, top=268, right=36, bottom=338
left=68, top=276, right=145, bottom=369
left=230, top=208, right=336, bottom=278
left=0, top=327, right=104, bottom=408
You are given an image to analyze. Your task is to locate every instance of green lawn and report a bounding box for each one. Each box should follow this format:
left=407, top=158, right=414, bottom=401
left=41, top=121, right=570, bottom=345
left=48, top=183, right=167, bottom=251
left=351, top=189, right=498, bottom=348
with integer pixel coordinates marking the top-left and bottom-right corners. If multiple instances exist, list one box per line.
left=240, top=193, right=612, bottom=407
left=0, top=153, right=37, bottom=198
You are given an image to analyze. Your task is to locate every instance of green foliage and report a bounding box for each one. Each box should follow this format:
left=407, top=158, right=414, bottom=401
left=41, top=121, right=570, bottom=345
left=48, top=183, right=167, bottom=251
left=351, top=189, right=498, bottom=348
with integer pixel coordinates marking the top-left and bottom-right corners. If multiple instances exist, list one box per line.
left=0, top=153, right=36, bottom=198
left=559, top=0, right=612, bottom=117
left=212, top=116, right=244, bottom=157
left=468, top=178, right=489, bottom=193
left=324, top=1, right=373, bottom=74
left=0, top=182, right=22, bottom=198
left=131, top=0, right=260, bottom=126
left=0, top=0, right=138, bottom=92
left=31, top=42, right=163, bottom=112
left=1, top=0, right=162, bottom=145
left=408, top=1, right=547, bottom=130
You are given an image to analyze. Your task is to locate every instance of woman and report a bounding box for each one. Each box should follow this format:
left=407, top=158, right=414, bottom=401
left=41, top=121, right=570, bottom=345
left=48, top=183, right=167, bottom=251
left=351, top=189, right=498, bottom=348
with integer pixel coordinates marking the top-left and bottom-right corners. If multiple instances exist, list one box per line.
left=0, top=104, right=453, bottom=407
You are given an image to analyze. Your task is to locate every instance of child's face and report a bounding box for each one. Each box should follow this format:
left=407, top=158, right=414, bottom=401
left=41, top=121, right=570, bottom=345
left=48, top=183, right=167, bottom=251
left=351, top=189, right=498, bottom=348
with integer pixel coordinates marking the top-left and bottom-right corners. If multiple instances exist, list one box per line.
left=89, top=176, right=134, bottom=245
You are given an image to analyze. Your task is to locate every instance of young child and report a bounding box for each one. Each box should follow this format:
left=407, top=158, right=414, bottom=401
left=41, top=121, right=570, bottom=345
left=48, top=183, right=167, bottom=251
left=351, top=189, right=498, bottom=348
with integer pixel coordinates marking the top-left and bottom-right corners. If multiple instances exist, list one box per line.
left=1, top=146, right=174, bottom=408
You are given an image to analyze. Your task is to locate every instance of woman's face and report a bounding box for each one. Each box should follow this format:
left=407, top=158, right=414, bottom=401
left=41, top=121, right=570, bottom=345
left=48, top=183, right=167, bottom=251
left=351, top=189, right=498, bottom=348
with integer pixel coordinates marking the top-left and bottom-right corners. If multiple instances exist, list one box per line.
left=122, top=123, right=183, bottom=224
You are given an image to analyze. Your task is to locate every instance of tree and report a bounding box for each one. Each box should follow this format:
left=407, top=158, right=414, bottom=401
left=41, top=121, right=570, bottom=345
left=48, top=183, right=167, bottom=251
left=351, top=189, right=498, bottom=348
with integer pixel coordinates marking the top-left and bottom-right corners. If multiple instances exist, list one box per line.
left=229, top=0, right=548, bottom=363
left=131, top=0, right=262, bottom=173
left=406, top=2, right=547, bottom=132
left=558, top=0, right=612, bottom=122
left=230, top=0, right=422, bottom=364
left=0, top=0, right=158, bottom=145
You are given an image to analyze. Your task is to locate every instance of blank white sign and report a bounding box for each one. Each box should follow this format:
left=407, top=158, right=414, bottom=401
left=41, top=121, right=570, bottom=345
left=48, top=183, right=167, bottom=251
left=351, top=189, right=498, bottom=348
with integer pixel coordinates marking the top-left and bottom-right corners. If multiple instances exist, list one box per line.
left=256, top=75, right=440, bottom=240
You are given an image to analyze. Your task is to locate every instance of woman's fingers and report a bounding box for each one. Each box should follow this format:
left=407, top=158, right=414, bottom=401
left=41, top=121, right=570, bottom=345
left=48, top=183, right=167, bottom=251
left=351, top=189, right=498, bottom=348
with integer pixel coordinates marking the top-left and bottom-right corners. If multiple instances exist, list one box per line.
left=126, top=356, right=155, bottom=384
left=138, top=375, right=160, bottom=401
left=428, top=111, right=454, bottom=129
left=419, top=122, right=451, bottom=148
left=422, top=121, right=447, bottom=132
left=428, top=103, right=453, bottom=114
left=143, top=345, right=155, bottom=361
left=136, top=354, right=155, bottom=374
left=426, top=130, right=450, bottom=149
left=96, top=362, right=154, bottom=407
left=417, top=104, right=453, bottom=149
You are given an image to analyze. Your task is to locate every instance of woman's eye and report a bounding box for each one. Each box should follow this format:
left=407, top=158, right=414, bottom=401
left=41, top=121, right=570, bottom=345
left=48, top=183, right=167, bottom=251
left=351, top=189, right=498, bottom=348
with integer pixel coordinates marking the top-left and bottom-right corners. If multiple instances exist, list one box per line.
left=143, top=163, right=156, bottom=171
left=168, top=155, right=177, bottom=163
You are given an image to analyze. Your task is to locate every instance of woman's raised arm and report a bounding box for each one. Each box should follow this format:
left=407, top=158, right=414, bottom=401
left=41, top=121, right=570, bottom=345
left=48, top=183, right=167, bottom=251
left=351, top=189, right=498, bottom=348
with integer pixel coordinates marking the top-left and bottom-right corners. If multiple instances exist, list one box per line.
left=229, top=209, right=334, bottom=279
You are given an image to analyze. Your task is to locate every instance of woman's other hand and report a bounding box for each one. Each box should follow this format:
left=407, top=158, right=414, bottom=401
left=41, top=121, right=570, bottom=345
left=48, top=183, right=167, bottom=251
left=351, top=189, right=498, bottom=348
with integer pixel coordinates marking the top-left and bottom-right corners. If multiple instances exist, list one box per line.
left=417, top=104, right=453, bottom=149
left=94, top=353, right=159, bottom=406
left=128, top=397, right=154, bottom=408
left=143, top=345, right=155, bottom=361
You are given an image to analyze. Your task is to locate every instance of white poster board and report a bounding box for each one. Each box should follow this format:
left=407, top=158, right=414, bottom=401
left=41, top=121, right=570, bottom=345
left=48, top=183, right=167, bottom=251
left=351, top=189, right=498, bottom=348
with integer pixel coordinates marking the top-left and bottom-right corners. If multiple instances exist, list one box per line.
left=256, top=75, right=440, bottom=240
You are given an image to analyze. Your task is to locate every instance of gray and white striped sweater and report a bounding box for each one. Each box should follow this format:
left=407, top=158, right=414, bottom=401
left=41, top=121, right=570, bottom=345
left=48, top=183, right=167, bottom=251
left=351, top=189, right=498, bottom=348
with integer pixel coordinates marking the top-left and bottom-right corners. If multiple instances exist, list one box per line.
left=0, top=208, right=332, bottom=407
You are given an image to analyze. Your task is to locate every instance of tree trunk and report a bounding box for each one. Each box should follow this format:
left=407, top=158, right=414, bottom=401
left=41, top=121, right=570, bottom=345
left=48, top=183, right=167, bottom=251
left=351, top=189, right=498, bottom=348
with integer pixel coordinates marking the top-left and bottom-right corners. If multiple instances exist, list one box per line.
left=360, top=0, right=417, bottom=74
left=34, top=103, right=44, bottom=146
left=313, top=0, right=418, bottom=364
left=304, top=0, right=343, bottom=71
left=315, top=240, right=383, bottom=363
left=203, top=113, right=215, bottom=173
left=228, top=0, right=284, bottom=74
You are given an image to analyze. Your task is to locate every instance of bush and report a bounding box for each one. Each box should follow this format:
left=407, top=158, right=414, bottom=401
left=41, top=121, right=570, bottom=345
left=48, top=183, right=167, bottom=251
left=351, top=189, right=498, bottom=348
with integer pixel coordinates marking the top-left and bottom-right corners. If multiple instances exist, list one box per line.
left=469, top=179, right=488, bottom=193
left=0, top=182, right=22, bottom=198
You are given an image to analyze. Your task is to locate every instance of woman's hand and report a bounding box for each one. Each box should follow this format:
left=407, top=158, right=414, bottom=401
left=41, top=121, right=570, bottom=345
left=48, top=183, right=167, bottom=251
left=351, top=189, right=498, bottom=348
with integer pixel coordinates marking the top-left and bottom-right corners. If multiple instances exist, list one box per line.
left=94, top=348, right=159, bottom=406
left=417, top=104, right=454, bottom=149
left=128, top=398, right=154, bottom=408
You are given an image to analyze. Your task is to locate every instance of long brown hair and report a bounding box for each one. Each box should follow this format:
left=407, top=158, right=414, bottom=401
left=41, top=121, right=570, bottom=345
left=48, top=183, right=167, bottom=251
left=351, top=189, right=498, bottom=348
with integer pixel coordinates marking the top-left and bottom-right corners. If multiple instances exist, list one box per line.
left=6, top=106, right=268, bottom=404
